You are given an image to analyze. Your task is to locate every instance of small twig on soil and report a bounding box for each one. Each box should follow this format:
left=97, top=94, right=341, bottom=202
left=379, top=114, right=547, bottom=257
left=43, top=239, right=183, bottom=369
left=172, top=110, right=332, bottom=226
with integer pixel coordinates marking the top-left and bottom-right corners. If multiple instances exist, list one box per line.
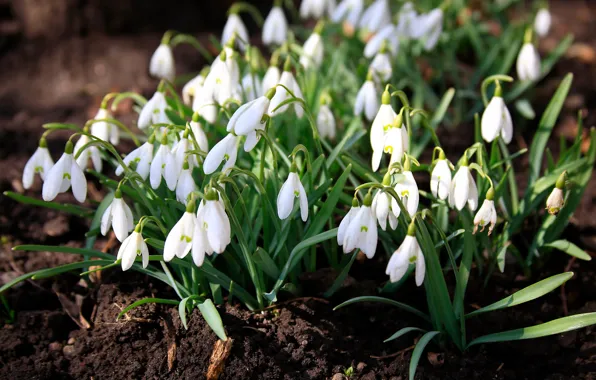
left=370, top=344, right=415, bottom=360
left=497, top=363, right=504, bottom=371
left=561, top=256, right=576, bottom=316
left=261, top=297, right=329, bottom=311
left=207, top=338, right=234, bottom=380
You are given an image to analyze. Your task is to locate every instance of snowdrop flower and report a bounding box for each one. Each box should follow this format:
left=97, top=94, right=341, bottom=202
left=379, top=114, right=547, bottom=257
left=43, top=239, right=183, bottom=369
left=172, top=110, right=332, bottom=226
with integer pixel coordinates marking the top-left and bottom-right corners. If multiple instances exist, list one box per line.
left=74, top=132, right=102, bottom=173
left=534, top=8, right=551, bottom=37
left=372, top=123, right=409, bottom=172
left=203, top=133, right=240, bottom=175
left=101, top=190, right=134, bottom=242
left=354, top=72, right=379, bottom=122
left=195, top=51, right=238, bottom=124
left=182, top=69, right=207, bottom=105
left=411, top=8, right=443, bottom=51
left=149, top=43, right=175, bottom=82
left=165, top=133, right=196, bottom=189
left=221, top=45, right=241, bottom=86
left=150, top=135, right=174, bottom=190
left=364, top=24, right=399, bottom=58
left=222, top=13, right=249, bottom=51
left=372, top=174, right=399, bottom=231
left=369, top=42, right=392, bottom=82
left=176, top=161, right=197, bottom=205
left=516, top=41, right=541, bottom=82
left=448, top=158, right=478, bottom=211
left=338, top=197, right=360, bottom=246
left=138, top=90, right=171, bottom=129
left=262, top=6, right=288, bottom=46
left=370, top=89, right=396, bottom=152
left=394, top=165, right=419, bottom=217
left=228, top=88, right=275, bottom=151
left=268, top=58, right=304, bottom=118
left=300, top=24, right=324, bottom=70
left=163, top=202, right=197, bottom=262
left=474, top=188, right=497, bottom=235
left=192, top=190, right=232, bottom=266
left=91, top=107, right=118, bottom=145
left=189, top=113, right=209, bottom=154
left=331, top=0, right=364, bottom=28
left=396, top=2, right=418, bottom=38
left=481, top=84, right=513, bottom=144
left=42, top=141, right=87, bottom=203
left=262, top=64, right=281, bottom=97
left=117, top=224, right=149, bottom=271
left=358, top=0, right=391, bottom=34
left=115, top=138, right=154, bottom=179
left=317, top=101, right=336, bottom=140
left=430, top=150, right=451, bottom=200
left=386, top=222, right=425, bottom=286
left=339, top=193, right=377, bottom=258
left=300, top=0, right=335, bottom=19
left=546, top=171, right=566, bottom=215
left=241, top=72, right=263, bottom=102
left=277, top=164, right=308, bottom=221
left=23, top=137, right=54, bottom=189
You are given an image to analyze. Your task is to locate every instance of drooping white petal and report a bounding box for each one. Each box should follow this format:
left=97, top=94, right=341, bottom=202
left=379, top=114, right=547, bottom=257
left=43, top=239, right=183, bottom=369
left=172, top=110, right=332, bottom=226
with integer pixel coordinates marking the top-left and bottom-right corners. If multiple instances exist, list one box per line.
left=111, top=198, right=130, bottom=242
left=100, top=204, right=113, bottom=236
left=262, top=66, right=281, bottom=96
left=317, top=104, right=336, bottom=140
left=481, top=96, right=506, bottom=143
left=204, top=200, right=231, bottom=253
left=203, top=134, right=239, bottom=175
left=354, top=80, right=379, bottom=122
left=414, top=244, right=425, bottom=286
left=534, top=8, right=551, bottom=37
left=430, top=159, right=451, bottom=200
left=163, top=212, right=195, bottom=261
left=42, top=153, right=69, bottom=201
left=395, top=171, right=419, bottom=217
left=466, top=170, right=479, bottom=211
left=23, top=147, right=54, bottom=189
left=277, top=172, right=298, bottom=220
left=222, top=14, right=250, bottom=51
left=516, top=43, right=541, bottom=82
left=69, top=159, right=87, bottom=203
left=300, top=33, right=324, bottom=69
left=338, top=206, right=360, bottom=246
left=149, top=44, right=175, bottom=81
left=370, top=104, right=397, bottom=152
left=449, top=166, right=471, bottom=211
left=262, top=6, right=288, bottom=46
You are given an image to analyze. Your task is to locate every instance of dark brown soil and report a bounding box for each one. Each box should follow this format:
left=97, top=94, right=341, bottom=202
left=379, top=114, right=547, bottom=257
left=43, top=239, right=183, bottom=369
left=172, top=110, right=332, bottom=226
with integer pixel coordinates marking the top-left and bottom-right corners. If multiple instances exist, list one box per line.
left=1, top=1, right=596, bottom=379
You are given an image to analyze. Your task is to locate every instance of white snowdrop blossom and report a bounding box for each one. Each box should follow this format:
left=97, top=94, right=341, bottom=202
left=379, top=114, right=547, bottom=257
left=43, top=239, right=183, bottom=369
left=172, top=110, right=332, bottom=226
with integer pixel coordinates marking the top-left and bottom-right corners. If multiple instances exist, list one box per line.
left=176, top=161, right=197, bottom=205
left=396, top=2, right=418, bottom=38
left=516, top=42, right=541, bottom=82
left=300, top=31, right=324, bottom=70
left=163, top=209, right=196, bottom=262
left=42, top=141, right=87, bottom=203
left=481, top=88, right=513, bottom=144
left=91, top=107, right=118, bottom=145
left=192, top=192, right=232, bottom=266
left=300, top=0, right=335, bottom=19
left=339, top=194, right=377, bottom=258
left=331, top=0, right=364, bottom=27
left=23, top=139, right=54, bottom=189
left=449, top=163, right=478, bottom=211
left=222, top=13, right=249, bottom=51
left=149, top=43, right=175, bottom=82
left=411, top=8, right=443, bottom=51
left=203, top=133, right=240, bottom=175
left=116, top=140, right=154, bottom=180
left=354, top=73, right=379, bottom=122
left=474, top=193, right=497, bottom=235
left=262, top=6, right=288, bottom=46
left=100, top=191, right=134, bottom=242
left=364, top=24, right=399, bottom=58
left=370, top=49, right=392, bottom=82
left=372, top=184, right=399, bottom=231
left=370, top=90, right=396, bottom=152
left=189, top=116, right=209, bottom=154
left=138, top=91, right=171, bottom=129
left=386, top=224, right=425, bottom=286
left=195, top=52, right=238, bottom=124
left=150, top=139, right=174, bottom=190
left=546, top=172, right=567, bottom=215
left=241, top=73, right=263, bottom=102
left=117, top=227, right=149, bottom=271
left=372, top=124, right=409, bottom=172
left=277, top=168, right=308, bottom=222
left=228, top=89, right=274, bottom=152
left=534, top=8, right=551, bottom=37
left=394, top=170, right=419, bottom=217
left=430, top=155, right=452, bottom=200
left=74, top=133, right=102, bottom=173
left=317, top=103, right=336, bottom=140
left=268, top=62, right=304, bottom=117
left=262, top=65, right=281, bottom=97
left=165, top=135, right=195, bottom=190
left=358, top=0, right=391, bottom=34
left=338, top=198, right=360, bottom=246
left=182, top=71, right=206, bottom=105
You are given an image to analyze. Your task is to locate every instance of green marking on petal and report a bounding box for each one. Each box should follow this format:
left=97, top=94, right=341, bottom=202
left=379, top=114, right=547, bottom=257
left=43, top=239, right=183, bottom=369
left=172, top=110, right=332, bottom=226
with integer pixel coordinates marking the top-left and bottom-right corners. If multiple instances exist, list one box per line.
left=34, top=166, right=43, bottom=173
left=360, top=225, right=368, bottom=232
left=293, top=190, right=299, bottom=197
left=63, top=173, right=71, bottom=180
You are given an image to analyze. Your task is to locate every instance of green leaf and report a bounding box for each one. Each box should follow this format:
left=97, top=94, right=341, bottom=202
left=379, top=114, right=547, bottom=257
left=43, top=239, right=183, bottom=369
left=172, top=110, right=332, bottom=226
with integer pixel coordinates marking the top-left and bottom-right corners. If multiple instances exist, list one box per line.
left=4, top=191, right=93, bottom=217
left=467, top=313, right=596, bottom=347
left=178, top=295, right=202, bottom=330
left=323, top=251, right=357, bottom=298
left=409, top=331, right=441, bottom=380
left=384, top=327, right=426, bottom=343
left=466, top=272, right=574, bottom=318
left=198, top=299, right=228, bottom=341
left=333, top=296, right=430, bottom=322
left=528, top=73, right=573, bottom=185
left=117, top=298, right=180, bottom=320
left=544, top=240, right=591, bottom=261
left=515, top=99, right=536, bottom=120
left=86, top=192, right=114, bottom=250
left=252, top=247, right=281, bottom=279
left=12, top=244, right=113, bottom=259
left=31, top=260, right=114, bottom=280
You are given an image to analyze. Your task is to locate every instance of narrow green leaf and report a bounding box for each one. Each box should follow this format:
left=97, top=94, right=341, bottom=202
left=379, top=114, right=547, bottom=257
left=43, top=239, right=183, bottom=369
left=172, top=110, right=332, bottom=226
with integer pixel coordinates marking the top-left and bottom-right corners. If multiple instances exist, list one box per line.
left=252, top=247, right=281, bottom=279
left=31, top=260, right=114, bottom=280
left=467, top=313, right=596, bottom=347
left=409, top=331, right=441, bottom=380
left=466, top=272, right=574, bottom=317
left=515, top=99, right=536, bottom=120
left=4, top=191, right=93, bottom=217
left=117, top=298, right=180, bottom=320
left=198, top=299, right=228, bottom=341
left=384, top=327, right=426, bottom=343
left=323, top=251, right=357, bottom=298
left=544, top=240, right=591, bottom=261
left=333, top=296, right=430, bottom=322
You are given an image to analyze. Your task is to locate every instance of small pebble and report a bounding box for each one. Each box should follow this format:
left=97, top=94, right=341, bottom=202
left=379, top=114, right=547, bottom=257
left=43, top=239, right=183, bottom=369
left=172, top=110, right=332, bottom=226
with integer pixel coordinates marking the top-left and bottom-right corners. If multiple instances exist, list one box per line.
left=356, top=362, right=366, bottom=371
left=62, top=345, right=75, bottom=356
left=331, top=374, right=346, bottom=380
left=48, top=342, right=62, bottom=352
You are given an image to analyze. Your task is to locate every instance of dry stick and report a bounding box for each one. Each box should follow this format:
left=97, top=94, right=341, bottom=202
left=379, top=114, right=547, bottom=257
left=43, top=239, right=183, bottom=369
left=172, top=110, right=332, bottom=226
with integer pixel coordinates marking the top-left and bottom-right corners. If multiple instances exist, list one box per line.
left=260, top=297, right=329, bottom=311
left=561, top=256, right=576, bottom=316
left=370, top=344, right=416, bottom=360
